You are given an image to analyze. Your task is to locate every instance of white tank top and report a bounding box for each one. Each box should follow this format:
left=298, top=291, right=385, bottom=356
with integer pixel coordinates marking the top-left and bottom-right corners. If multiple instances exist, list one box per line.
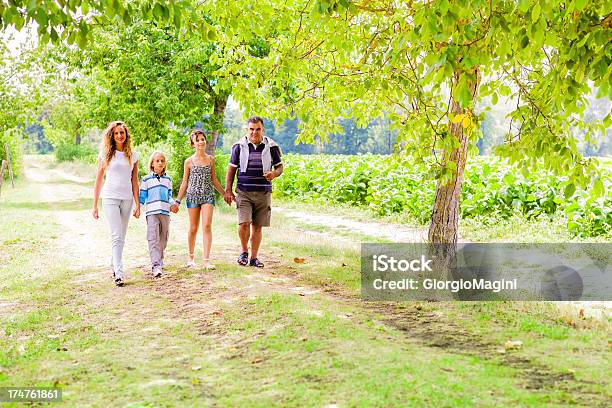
left=100, top=150, right=139, bottom=200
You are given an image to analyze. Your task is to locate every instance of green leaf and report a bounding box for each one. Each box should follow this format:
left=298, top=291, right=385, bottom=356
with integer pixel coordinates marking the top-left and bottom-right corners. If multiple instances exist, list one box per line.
left=454, top=80, right=472, bottom=108
left=67, top=30, right=76, bottom=45
left=574, top=0, right=587, bottom=11
left=50, top=27, right=59, bottom=43
left=591, top=178, right=604, bottom=198
left=491, top=92, right=498, bottom=105
left=153, top=3, right=164, bottom=19
left=518, top=0, right=530, bottom=13
left=564, top=183, right=576, bottom=199
left=3, top=6, right=16, bottom=24
left=531, top=3, right=541, bottom=22
left=533, top=27, right=544, bottom=46
left=77, top=31, right=88, bottom=49
left=438, top=0, right=449, bottom=15
left=520, top=36, right=529, bottom=49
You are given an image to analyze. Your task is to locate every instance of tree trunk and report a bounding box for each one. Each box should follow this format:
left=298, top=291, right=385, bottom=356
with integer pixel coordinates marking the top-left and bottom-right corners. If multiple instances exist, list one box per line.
left=206, top=95, right=228, bottom=156
left=75, top=122, right=81, bottom=145
left=427, top=68, right=479, bottom=285
left=428, top=69, right=480, bottom=245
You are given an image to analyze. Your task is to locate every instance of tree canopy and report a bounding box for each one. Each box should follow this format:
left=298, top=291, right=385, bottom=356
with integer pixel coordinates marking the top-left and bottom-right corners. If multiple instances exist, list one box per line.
left=2, top=0, right=610, bottom=244
left=198, top=0, right=610, bottom=243
left=67, top=20, right=228, bottom=145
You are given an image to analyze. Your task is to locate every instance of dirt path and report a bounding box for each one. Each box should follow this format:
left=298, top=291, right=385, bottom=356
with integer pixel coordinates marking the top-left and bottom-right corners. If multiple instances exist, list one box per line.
left=275, top=207, right=428, bottom=242
left=9, top=158, right=610, bottom=406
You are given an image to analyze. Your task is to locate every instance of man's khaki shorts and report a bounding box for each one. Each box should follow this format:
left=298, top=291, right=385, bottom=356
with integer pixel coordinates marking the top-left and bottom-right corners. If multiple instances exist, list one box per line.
left=235, top=189, right=272, bottom=227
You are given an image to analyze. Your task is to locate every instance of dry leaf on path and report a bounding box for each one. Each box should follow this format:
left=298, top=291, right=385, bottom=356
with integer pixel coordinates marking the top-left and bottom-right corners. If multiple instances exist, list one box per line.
left=504, top=340, right=523, bottom=350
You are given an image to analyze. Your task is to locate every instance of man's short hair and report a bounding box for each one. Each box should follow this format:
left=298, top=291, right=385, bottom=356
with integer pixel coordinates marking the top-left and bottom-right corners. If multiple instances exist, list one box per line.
left=246, top=116, right=265, bottom=127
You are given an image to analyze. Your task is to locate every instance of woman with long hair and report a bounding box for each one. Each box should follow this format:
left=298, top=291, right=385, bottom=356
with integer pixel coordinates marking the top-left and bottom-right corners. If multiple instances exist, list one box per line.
left=92, top=121, right=140, bottom=286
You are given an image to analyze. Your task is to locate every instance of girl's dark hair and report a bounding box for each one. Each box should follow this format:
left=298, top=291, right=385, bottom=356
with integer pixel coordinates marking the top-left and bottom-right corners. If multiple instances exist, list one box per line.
left=189, top=129, right=206, bottom=147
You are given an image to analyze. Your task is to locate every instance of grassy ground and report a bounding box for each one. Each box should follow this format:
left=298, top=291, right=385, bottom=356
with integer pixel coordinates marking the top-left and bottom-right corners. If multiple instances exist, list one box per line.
left=0, top=156, right=609, bottom=406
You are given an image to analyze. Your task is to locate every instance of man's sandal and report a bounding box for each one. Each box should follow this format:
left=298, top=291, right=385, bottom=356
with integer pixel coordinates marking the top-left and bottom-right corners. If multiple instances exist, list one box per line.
left=237, top=252, right=249, bottom=266
left=114, top=277, right=124, bottom=287
left=249, top=258, right=264, bottom=268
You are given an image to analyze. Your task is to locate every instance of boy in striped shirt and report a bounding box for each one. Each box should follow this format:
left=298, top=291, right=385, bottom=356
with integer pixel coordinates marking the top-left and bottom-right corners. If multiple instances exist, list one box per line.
left=139, top=151, right=179, bottom=278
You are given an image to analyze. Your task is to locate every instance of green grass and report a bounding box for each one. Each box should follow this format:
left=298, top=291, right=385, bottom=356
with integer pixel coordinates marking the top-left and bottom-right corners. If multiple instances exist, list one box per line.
left=0, top=156, right=609, bottom=406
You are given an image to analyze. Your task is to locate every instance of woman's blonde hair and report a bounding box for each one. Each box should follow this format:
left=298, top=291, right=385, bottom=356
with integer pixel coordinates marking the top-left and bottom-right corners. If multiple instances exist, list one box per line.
left=100, top=121, right=134, bottom=168
left=148, top=151, right=167, bottom=172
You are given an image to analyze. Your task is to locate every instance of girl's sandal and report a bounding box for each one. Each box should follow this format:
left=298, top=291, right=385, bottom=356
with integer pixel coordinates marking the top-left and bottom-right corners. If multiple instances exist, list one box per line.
left=186, top=254, right=196, bottom=268
left=203, top=259, right=216, bottom=270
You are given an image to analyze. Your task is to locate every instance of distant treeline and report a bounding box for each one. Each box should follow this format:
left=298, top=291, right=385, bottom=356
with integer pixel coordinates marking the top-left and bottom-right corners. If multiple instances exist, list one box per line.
left=24, top=105, right=611, bottom=157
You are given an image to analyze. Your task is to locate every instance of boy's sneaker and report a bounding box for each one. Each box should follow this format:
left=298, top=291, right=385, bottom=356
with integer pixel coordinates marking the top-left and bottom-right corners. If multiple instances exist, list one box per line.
left=237, top=252, right=249, bottom=266
left=114, top=277, right=124, bottom=287
left=153, top=267, right=162, bottom=278
left=249, top=258, right=264, bottom=268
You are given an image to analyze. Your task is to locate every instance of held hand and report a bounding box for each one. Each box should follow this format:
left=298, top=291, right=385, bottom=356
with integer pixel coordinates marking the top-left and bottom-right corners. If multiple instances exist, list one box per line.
left=263, top=171, right=275, bottom=181
left=92, top=207, right=99, bottom=220
left=170, top=204, right=179, bottom=213
left=133, top=206, right=141, bottom=218
left=224, top=191, right=235, bottom=205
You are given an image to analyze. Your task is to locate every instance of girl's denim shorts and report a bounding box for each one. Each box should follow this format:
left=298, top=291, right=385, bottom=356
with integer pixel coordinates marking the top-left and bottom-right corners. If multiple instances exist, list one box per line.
left=186, top=198, right=215, bottom=208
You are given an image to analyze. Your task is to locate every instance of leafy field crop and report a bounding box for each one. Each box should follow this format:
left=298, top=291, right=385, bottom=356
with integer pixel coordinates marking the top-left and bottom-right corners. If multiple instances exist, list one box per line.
left=258, top=154, right=610, bottom=237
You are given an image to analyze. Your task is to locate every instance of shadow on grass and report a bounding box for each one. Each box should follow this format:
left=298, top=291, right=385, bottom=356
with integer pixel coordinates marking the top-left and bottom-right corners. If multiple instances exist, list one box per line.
left=1, top=198, right=92, bottom=211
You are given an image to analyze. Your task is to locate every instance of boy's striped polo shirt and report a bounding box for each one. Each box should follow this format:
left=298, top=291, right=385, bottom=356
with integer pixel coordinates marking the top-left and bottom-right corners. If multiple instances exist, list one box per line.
left=139, top=172, right=175, bottom=216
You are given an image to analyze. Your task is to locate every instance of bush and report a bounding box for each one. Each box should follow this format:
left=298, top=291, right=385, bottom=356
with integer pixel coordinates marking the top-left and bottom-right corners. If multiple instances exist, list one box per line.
left=565, top=194, right=612, bottom=238
left=54, top=142, right=97, bottom=163
left=0, top=128, right=24, bottom=179
left=167, top=130, right=193, bottom=192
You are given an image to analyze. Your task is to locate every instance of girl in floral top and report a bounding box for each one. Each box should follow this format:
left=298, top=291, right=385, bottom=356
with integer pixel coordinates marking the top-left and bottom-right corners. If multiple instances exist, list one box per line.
left=175, top=129, right=225, bottom=270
